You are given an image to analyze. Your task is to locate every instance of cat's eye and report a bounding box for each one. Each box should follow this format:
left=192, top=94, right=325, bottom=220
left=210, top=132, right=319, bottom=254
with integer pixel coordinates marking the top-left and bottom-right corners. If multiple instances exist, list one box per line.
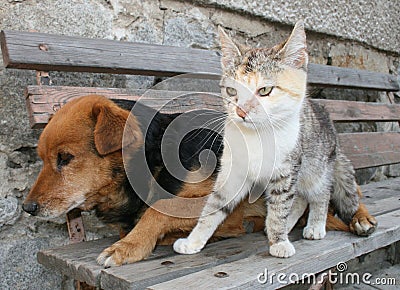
left=258, top=86, right=273, bottom=97
left=226, top=87, right=237, bottom=97
left=57, top=152, right=74, bottom=171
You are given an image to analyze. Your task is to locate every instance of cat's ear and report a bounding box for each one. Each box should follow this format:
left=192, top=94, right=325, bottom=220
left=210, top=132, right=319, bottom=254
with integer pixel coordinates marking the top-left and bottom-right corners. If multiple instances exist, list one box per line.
left=218, top=26, right=242, bottom=69
left=278, top=21, right=308, bottom=70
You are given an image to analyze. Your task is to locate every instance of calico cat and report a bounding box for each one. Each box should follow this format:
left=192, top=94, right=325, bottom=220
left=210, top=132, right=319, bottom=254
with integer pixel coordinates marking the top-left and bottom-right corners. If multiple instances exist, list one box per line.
left=173, top=21, right=365, bottom=258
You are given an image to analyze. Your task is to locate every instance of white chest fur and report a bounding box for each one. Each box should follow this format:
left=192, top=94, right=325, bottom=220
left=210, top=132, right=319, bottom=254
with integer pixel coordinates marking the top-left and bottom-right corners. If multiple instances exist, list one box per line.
left=220, top=118, right=300, bottom=184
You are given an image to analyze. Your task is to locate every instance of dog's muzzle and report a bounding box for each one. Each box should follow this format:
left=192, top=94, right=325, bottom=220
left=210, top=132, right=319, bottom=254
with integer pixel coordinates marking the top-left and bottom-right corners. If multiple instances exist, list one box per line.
left=22, top=202, right=39, bottom=216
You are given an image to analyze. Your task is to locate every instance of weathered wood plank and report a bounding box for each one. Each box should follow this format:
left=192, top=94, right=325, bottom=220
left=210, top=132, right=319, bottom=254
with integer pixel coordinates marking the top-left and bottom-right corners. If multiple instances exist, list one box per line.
left=0, top=30, right=221, bottom=78
left=359, top=178, right=400, bottom=216
left=36, top=179, right=400, bottom=288
left=25, top=86, right=223, bottom=128
left=99, top=232, right=283, bottom=290
left=147, top=209, right=400, bottom=290
left=338, top=132, right=400, bottom=169
left=2, top=30, right=399, bottom=90
left=25, top=86, right=400, bottom=129
left=306, top=63, right=399, bottom=91
left=314, top=99, right=400, bottom=122
left=24, top=87, right=400, bottom=168
left=37, top=237, right=119, bottom=286
left=37, top=236, right=173, bottom=286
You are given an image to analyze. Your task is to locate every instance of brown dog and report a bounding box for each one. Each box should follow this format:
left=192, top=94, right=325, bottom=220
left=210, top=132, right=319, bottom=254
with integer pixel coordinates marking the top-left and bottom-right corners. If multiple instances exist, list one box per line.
left=23, top=95, right=376, bottom=267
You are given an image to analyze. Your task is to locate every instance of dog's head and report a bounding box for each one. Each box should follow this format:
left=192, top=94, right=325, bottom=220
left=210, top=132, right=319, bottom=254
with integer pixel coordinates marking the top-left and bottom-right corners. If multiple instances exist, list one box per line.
left=22, top=95, right=142, bottom=218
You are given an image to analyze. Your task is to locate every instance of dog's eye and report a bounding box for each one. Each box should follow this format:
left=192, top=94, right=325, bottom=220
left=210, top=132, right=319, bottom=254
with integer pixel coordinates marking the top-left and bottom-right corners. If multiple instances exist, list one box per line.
left=57, top=152, right=74, bottom=171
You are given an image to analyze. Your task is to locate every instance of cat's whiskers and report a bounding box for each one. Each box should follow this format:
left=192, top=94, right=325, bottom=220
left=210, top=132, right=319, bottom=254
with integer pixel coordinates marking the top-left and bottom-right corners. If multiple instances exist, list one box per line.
left=187, top=121, right=225, bottom=162
left=183, top=113, right=227, bottom=142
left=266, top=115, right=298, bottom=130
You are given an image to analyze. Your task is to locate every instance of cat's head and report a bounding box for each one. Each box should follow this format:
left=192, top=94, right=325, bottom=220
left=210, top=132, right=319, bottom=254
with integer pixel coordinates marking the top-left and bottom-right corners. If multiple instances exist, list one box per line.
left=219, top=21, right=308, bottom=129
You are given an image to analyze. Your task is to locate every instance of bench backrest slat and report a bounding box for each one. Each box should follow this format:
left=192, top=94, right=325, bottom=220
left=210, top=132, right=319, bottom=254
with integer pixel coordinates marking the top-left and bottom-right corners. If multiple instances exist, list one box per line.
left=2, top=30, right=399, bottom=91
left=25, top=85, right=400, bottom=169
left=339, top=132, right=400, bottom=169
left=27, top=86, right=400, bottom=125
left=1, top=30, right=221, bottom=77
left=314, top=99, right=400, bottom=122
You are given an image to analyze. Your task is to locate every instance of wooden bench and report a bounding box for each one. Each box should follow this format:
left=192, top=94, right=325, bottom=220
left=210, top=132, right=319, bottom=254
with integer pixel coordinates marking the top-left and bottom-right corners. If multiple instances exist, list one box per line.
left=1, top=30, right=400, bottom=289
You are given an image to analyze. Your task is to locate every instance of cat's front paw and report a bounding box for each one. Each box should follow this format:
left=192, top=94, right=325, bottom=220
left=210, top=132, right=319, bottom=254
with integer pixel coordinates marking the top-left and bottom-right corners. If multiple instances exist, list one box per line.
left=269, top=240, right=295, bottom=258
left=173, top=238, right=204, bottom=254
left=303, top=223, right=326, bottom=240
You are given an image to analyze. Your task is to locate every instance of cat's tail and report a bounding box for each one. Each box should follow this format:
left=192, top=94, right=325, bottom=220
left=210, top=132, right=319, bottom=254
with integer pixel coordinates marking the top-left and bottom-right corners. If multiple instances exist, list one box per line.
left=330, top=149, right=359, bottom=224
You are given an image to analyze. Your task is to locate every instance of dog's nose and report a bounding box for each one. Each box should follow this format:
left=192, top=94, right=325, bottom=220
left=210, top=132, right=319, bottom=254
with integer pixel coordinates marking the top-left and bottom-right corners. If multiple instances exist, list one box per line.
left=22, top=202, right=39, bottom=216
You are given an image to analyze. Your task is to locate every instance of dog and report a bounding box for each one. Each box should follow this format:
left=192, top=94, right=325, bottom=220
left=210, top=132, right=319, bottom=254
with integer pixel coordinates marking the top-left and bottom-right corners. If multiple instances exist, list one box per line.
left=23, top=95, right=377, bottom=267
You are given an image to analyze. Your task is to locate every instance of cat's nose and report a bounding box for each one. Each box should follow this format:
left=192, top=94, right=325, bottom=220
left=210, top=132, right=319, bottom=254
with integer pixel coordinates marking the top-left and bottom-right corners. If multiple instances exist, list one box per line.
left=236, top=107, right=247, bottom=119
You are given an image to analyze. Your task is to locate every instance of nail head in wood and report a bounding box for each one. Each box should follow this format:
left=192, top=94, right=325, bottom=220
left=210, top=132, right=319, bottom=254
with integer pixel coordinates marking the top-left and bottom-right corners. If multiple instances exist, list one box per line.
left=38, top=43, right=49, bottom=51
left=214, top=271, right=229, bottom=278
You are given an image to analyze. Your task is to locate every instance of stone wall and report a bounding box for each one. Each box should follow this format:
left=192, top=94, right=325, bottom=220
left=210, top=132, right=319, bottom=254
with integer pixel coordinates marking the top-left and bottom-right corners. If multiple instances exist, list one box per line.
left=0, top=0, right=398, bottom=289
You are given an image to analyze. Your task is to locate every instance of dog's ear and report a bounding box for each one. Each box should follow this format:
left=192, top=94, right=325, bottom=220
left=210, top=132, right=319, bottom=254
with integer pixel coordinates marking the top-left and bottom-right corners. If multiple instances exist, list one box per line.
left=92, top=102, right=142, bottom=155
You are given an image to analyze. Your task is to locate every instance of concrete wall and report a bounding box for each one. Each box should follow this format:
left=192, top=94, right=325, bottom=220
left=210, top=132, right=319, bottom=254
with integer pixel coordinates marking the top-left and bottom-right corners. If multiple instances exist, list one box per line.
left=0, top=0, right=398, bottom=289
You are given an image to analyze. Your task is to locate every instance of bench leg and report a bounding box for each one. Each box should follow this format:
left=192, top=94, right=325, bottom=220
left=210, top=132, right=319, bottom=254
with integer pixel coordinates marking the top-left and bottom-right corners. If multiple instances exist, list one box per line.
left=66, top=209, right=94, bottom=290
left=309, top=268, right=335, bottom=290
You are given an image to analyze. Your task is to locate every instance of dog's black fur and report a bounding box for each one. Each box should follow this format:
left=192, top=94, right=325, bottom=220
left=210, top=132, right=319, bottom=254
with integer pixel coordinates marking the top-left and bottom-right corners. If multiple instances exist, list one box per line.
left=96, top=100, right=224, bottom=232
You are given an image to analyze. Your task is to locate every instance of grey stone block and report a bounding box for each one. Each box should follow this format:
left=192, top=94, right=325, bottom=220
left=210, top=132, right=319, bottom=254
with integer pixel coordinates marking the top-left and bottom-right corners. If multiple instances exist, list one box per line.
left=0, top=196, right=19, bottom=228
left=0, top=238, right=63, bottom=290
left=194, top=0, right=400, bottom=53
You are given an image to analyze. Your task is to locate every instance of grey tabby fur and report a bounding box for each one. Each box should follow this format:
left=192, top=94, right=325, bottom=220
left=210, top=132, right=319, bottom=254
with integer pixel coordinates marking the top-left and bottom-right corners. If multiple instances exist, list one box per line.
left=173, top=21, right=362, bottom=258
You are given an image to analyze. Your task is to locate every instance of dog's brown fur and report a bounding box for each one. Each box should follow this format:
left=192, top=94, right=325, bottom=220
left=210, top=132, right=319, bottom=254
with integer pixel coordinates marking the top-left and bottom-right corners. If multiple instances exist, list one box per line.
left=24, top=95, right=376, bottom=267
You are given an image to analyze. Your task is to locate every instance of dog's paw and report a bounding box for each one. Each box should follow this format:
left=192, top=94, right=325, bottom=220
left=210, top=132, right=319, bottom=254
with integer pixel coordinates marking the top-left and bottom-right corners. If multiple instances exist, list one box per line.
left=350, top=213, right=377, bottom=237
left=303, top=223, right=326, bottom=240
left=269, top=240, right=295, bottom=258
left=173, top=238, right=204, bottom=254
left=97, top=239, right=152, bottom=267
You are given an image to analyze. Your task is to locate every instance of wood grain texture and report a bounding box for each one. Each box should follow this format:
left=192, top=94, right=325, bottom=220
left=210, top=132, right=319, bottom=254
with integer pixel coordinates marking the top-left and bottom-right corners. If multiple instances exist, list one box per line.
left=37, top=236, right=174, bottom=286
left=147, top=209, right=400, bottom=290
left=37, top=237, right=119, bottom=286
left=313, top=99, right=400, bottom=122
left=1, top=30, right=221, bottom=77
left=36, top=179, right=400, bottom=289
left=338, top=132, right=400, bottom=169
left=25, top=85, right=223, bottom=128
left=25, top=86, right=400, bottom=129
left=25, top=86, right=400, bottom=169
left=99, top=232, right=283, bottom=290
left=306, top=63, right=399, bottom=91
left=2, top=30, right=399, bottom=91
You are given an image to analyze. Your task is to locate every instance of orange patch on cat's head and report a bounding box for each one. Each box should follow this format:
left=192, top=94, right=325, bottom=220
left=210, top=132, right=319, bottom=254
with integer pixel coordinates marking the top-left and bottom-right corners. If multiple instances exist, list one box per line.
left=276, top=68, right=307, bottom=99
left=235, top=70, right=265, bottom=87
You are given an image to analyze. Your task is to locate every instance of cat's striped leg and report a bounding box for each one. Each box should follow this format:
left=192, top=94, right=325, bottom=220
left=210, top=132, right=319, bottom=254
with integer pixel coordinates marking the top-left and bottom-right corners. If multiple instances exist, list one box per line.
left=286, top=194, right=308, bottom=232
left=303, top=185, right=330, bottom=240
left=266, top=174, right=296, bottom=258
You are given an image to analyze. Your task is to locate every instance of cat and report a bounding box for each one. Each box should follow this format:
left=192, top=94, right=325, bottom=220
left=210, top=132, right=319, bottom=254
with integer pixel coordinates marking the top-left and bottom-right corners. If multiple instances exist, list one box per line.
left=173, top=21, right=362, bottom=258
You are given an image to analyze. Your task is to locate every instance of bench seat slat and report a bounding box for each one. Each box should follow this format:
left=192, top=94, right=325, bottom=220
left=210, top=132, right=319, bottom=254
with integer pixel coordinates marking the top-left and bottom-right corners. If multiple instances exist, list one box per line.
left=36, top=179, right=400, bottom=289
left=2, top=30, right=399, bottom=91
left=146, top=208, right=400, bottom=290
left=339, top=132, right=400, bottom=169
